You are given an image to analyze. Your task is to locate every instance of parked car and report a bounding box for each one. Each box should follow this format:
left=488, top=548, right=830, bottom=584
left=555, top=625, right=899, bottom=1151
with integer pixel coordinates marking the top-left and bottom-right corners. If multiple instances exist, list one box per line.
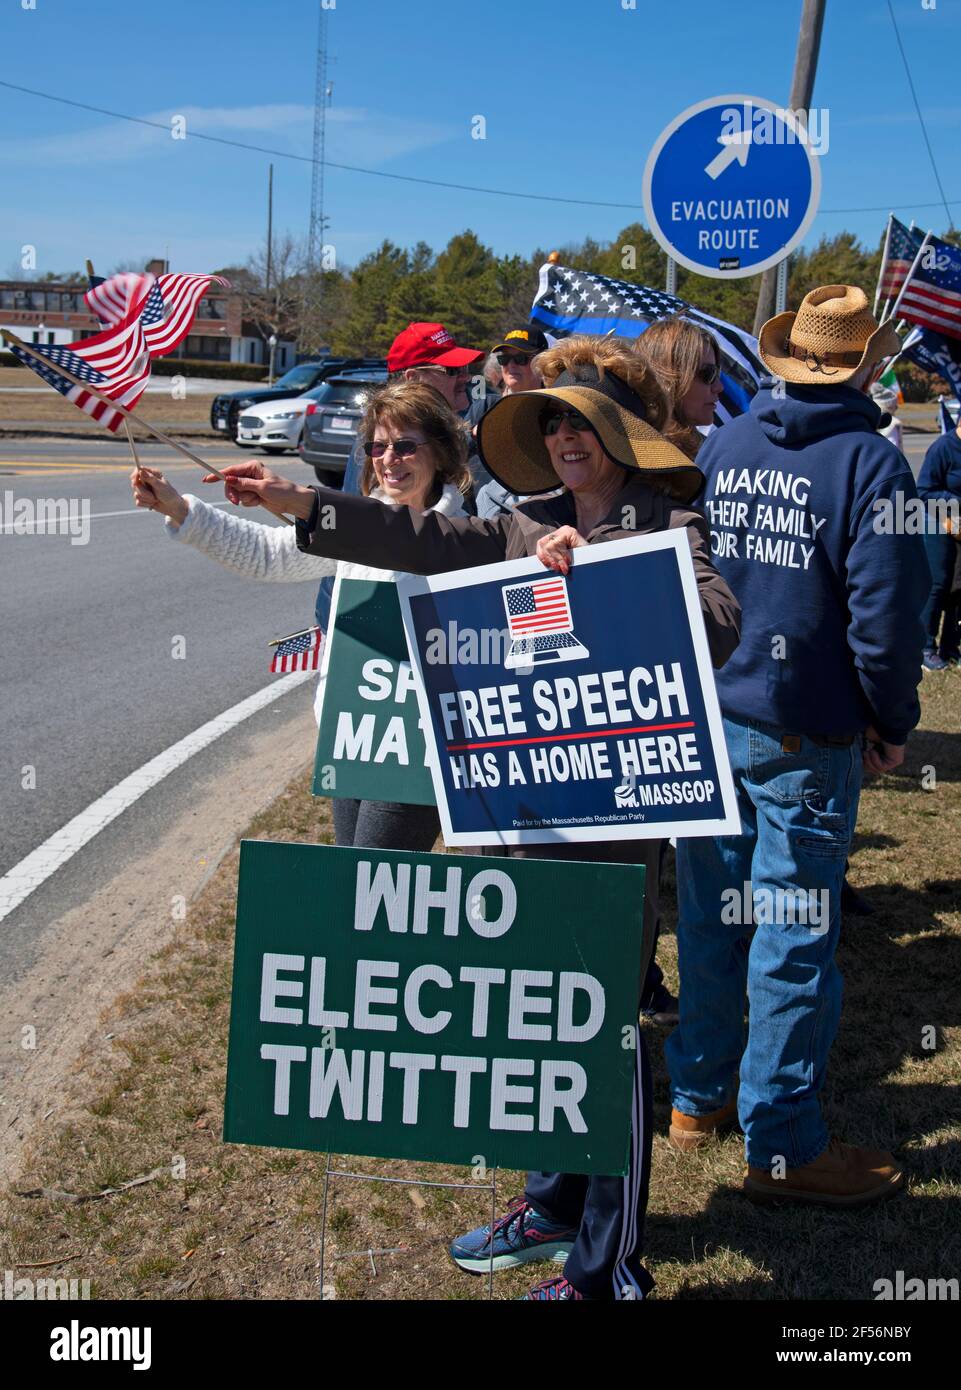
left=235, top=389, right=320, bottom=452
left=299, top=368, right=388, bottom=485
left=210, top=357, right=385, bottom=439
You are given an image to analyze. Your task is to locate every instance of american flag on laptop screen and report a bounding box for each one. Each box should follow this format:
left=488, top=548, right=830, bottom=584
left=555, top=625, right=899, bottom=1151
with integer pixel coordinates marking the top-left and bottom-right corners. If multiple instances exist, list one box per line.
left=504, top=578, right=571, bottom=635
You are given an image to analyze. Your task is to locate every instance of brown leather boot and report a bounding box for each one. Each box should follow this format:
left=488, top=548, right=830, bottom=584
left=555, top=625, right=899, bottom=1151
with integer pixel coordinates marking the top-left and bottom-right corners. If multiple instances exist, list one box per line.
left=743, top=1138, right=904, bottom=1207
left=669, top=1100, right=739, bottom=1152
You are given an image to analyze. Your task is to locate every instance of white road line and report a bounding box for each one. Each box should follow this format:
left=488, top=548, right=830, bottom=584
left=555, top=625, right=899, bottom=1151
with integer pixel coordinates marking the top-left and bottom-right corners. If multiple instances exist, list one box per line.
left=0, top=671, right=315, bottom=923
left=0, top=501, right=241, bottom=531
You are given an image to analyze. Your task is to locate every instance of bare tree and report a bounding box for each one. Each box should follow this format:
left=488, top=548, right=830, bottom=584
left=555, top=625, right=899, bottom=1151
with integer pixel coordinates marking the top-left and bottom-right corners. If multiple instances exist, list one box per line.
left=241, top=233, right=303, bottom=349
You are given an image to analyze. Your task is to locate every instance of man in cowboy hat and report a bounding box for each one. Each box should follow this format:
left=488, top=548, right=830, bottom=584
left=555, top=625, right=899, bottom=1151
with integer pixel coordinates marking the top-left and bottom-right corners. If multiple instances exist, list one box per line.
left=665, top=285, right=929, bottom=1206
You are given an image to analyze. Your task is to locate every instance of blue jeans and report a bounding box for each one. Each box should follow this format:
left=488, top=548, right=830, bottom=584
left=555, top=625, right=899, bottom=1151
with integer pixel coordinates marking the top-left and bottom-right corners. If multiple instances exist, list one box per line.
left=666, top=717, right=863, bottom=1169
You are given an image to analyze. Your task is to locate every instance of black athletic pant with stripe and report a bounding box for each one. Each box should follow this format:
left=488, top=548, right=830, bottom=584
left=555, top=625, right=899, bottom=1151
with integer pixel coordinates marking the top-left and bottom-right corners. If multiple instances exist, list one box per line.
left=508, top=839, right=659, bottom=1301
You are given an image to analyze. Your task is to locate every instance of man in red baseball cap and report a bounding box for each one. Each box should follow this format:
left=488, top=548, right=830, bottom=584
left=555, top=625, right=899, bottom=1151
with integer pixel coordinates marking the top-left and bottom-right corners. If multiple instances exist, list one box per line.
left=387, top=321, right=483, bottom=413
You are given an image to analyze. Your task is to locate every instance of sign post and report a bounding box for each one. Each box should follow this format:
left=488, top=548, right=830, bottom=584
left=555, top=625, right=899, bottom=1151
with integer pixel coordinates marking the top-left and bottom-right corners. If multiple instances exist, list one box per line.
left=642, top=93, right=821, bottom=280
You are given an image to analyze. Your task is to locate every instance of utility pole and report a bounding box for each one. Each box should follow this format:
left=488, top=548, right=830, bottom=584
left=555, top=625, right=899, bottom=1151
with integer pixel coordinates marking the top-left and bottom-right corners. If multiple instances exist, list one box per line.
left=265, top=163, right=274, bottom=294
left=752, top=0, right=826, bottom=335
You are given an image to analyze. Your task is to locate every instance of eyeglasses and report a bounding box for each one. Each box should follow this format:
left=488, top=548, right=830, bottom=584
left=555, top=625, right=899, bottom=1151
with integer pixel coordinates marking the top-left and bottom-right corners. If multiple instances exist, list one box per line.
left=696, top=363, right=721, bottom=386
left=364, top=437, right=426, bottom=459
left=539, top=407, right=593, bottom=437
left=417, top=364, right=465, bottom=378
left=495, top=351, right=534, bottom=367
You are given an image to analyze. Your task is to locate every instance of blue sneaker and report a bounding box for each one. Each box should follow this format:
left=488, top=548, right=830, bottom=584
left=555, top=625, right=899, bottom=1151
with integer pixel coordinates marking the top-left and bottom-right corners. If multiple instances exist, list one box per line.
left=448, top=1197, right=576, bottom=1274
left=520, top=1276, right=587, bottom=1300
left=923, top=651, right=948, bottom=671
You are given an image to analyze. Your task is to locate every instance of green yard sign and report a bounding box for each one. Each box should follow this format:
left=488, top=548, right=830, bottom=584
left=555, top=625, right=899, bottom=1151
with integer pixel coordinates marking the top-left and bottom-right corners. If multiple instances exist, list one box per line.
left=313, top=577, right=435, bottom=805
left=224, top=841, right=648, bottom=1175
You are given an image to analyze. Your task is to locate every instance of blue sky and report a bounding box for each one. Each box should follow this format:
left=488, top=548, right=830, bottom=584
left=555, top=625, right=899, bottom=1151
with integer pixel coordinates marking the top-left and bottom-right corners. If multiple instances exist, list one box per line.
left=0, top=0, right=958, bottom=281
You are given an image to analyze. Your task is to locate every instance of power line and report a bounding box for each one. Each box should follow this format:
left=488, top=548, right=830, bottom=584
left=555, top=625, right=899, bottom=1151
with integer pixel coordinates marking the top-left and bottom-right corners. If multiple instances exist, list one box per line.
left=0, top=78, right=639, bottom=211
left=885, top=0, right=954, bottom=230
left=0, top=76, right=957, bottom=222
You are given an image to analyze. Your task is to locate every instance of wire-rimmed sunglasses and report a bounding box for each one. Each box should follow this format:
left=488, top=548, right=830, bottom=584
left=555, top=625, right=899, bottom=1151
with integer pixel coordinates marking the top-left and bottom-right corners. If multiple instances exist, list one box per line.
left=696, top=362, right=722, bottom=386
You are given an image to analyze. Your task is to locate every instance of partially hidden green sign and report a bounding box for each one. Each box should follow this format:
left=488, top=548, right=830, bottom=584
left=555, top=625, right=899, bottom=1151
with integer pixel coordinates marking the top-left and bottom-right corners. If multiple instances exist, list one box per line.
left=224, top=841, right=647, bottom=1174
left=313, top=577, right=434, bottom=805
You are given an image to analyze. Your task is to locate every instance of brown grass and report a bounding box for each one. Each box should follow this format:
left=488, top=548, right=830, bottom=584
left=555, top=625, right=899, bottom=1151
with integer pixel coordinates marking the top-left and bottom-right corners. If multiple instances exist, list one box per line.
left=2, top=677, right=958, bottom=1301
left=0, top=367, right=218, bottom=432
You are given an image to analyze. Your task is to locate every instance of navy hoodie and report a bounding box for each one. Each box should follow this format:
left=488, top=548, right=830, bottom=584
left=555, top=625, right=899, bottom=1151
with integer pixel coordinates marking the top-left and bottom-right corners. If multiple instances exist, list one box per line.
left=917, top=427, right=961, bottom=503
left=697, top=383, right=928, bottom=744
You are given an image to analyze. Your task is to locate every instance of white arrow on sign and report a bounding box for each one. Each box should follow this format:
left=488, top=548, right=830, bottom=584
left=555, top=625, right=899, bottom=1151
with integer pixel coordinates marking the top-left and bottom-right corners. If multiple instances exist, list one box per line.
left=704, top=128, right=752, bottom=181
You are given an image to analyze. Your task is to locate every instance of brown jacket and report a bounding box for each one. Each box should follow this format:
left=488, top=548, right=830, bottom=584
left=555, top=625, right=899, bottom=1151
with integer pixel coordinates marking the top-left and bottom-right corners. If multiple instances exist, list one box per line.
left=297, top=472, right=741, bottom=668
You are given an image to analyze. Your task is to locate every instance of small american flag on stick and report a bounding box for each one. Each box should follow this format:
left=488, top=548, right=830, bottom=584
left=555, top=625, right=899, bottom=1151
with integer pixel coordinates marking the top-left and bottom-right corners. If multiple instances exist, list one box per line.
left=5, top=312, right=151, bottom=432
left=270, top=627, right=322, bottom=674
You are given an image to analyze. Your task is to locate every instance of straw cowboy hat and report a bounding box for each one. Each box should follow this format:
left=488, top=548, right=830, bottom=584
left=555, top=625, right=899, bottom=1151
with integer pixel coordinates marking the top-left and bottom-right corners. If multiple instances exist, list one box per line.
left=758, top=284, right=901, bottom=386
left=475, top=361, right=702, bottom=502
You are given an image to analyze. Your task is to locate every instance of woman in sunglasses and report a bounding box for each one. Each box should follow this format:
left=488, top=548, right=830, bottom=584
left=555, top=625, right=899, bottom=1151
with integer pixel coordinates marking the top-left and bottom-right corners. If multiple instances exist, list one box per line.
left=129, top=380, right=471, bottom=851
left=637, top=315, right=724, bottom=458
left=211, top=334, right=741, bottom=1303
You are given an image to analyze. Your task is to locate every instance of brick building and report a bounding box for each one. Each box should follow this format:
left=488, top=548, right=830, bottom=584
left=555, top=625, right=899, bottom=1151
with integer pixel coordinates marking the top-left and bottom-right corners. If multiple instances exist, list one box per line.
left=0, top=259, right=296, bottom=371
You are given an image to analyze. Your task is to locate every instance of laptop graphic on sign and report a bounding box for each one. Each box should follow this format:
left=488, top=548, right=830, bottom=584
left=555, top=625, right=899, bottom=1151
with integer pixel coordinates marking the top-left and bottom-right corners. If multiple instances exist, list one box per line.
left=502, top=575, right=589, bottom=669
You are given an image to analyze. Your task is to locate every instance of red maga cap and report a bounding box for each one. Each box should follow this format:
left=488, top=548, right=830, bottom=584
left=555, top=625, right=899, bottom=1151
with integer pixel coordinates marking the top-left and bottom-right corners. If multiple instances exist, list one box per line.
left=387, top=321, right=483, bottom=372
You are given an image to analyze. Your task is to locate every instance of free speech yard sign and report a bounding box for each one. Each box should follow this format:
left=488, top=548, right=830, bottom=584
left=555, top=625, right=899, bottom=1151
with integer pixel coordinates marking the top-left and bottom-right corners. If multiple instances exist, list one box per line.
left=397, top=532, right=740, bottom=847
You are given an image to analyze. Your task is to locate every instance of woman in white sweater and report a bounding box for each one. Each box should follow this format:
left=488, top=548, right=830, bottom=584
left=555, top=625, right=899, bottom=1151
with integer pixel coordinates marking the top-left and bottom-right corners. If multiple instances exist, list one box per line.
left=130, top=380, right=472, bottom=851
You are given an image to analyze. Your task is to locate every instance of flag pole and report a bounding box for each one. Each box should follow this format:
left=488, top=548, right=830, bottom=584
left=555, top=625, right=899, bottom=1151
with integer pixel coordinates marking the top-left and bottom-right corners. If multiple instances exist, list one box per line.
left=873, top=213, right=893, bottom=318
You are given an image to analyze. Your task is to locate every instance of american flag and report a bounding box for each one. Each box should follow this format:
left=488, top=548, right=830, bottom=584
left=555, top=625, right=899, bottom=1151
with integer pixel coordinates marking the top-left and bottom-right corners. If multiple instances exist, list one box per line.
left=530, top=262, right=764, bottom=425
left=270, top=627, right=322, bottom=674
left=503, top=578, right=571, bottom=634
left=879, top=217, right=925, bottom=301
left=7, top=313, right=151, bottom=432
left=897, top=235, right=961, bottom=343
left=901, top=324, right=961, bottom=403
left=85, top=271, right=154, bottom=326
left=86, top=271, right=230, bottom=358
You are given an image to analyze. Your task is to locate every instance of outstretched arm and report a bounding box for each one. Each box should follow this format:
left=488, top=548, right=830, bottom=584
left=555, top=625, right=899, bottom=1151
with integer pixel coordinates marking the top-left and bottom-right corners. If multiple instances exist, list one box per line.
left=131, top=466, right=336, bottom=581
left=213, top=461, right=513, bottom=575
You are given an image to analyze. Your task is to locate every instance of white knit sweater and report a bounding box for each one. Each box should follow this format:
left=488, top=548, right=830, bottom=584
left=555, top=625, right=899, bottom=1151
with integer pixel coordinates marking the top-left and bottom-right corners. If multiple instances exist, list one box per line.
left=164, top=484, right=469, bottom=722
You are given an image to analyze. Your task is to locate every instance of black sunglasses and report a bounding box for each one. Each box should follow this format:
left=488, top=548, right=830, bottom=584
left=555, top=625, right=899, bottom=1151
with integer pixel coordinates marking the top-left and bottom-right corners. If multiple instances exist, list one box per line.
left=539, top=407, right=593, bottom=437
left=364, top=437, right=425, bottom=459
left=495, top=351, right=534, bottom=367
left=418, top=364, right=465, bottom=378
left=696, top=363, right=721, bottom=386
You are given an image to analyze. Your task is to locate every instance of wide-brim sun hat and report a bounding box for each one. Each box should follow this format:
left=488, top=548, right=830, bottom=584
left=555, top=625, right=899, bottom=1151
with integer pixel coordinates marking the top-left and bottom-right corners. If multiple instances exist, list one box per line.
left=758, top=284, right=901, bottom=386
left=475, top=362, right=703, bottom=503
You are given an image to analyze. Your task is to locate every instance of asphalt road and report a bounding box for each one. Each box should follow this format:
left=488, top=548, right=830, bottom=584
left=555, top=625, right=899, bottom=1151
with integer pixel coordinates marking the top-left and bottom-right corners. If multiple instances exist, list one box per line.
left=0, top=437, right=323, bottom=939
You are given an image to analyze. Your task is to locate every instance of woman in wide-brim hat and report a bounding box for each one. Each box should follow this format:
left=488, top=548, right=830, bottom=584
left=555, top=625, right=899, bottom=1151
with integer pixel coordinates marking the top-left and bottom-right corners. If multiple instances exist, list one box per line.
left=475, top=333, right=704, bottom=511
left=206, top=333, right=741, bottom=1303
left=757, top=283, right=901, bottom=386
